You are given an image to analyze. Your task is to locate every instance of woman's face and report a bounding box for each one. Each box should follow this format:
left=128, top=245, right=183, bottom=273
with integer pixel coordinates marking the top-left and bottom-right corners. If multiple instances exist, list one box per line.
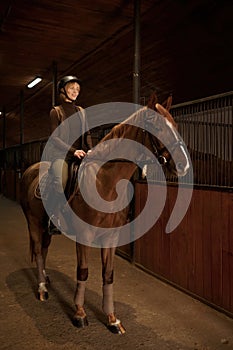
left=64, top=82, right=80, bottom=101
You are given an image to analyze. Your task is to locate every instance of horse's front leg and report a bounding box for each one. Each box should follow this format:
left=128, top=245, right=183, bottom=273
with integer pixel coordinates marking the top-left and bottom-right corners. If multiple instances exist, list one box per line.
left=73, top=242, right=90, bottom=328
left=101, top=247, right=126, bottom=334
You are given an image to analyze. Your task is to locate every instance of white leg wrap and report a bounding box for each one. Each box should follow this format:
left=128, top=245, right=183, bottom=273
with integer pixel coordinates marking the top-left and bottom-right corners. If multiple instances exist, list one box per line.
left=74, top=281, right=86, bottom=307
left=38, top=282, right=48, bottom=293
left=102, top=284, right=114, bottom=315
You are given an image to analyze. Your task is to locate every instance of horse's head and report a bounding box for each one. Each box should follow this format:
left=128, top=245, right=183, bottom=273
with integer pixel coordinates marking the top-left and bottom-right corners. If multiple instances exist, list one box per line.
left=143, top=95, right=190, bottom=177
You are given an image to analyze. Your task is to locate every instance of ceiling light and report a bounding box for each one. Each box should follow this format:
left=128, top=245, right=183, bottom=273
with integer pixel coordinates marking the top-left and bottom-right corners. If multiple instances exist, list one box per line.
left=27, top=77, right=42, bottom=88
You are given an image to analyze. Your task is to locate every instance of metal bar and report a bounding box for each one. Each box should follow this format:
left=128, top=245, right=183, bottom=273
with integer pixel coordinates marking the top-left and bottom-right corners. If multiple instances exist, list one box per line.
left=130, top=0, right=141, bottom=262
left=20, top=90, right=24, bottom=146
left=171, top=92, right=233, bottom=188
left=133, top=0, right=141, bottom=105
left=19, top=89, right=24, bottom=169
left=1, top=107, right=6, bottom=172
left=52, top=61, right=57, bottom=107
left=209, top=99, right=214, bottom=185
left=171, top=91, right=233, bottom=109
left=220, top=96, right=224, bottom=185
left=2, top=107, right=6, bottom=150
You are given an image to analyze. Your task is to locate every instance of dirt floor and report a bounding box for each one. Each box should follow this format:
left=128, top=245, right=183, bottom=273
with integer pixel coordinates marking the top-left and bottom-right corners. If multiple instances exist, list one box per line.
left=0, top=194, right=233, bottom=350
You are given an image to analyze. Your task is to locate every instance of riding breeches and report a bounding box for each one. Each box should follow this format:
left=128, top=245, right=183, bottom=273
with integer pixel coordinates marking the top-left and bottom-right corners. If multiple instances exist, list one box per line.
left=50, top=158, right=69, bottom=194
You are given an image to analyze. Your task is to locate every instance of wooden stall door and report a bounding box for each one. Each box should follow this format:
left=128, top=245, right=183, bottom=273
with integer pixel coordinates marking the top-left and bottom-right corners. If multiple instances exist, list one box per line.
left=134, top=182, right=233, bottom=317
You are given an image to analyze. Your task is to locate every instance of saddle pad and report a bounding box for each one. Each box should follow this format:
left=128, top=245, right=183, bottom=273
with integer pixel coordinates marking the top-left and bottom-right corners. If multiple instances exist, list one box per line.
left=34, top=161, right=80, bottom=200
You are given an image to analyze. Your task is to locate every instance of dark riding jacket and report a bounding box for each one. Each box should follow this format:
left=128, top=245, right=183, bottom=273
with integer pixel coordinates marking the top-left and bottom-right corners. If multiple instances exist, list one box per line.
left=47, top=101, right=92, bottom=162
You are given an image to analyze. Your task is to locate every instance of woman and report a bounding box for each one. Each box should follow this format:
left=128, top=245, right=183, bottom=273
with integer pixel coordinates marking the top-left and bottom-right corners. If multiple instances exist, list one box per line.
left=47, top=75, right=92, bottom=234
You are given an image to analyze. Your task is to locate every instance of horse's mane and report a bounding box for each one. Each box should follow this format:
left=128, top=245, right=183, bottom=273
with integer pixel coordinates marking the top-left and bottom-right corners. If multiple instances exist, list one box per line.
left=82, top=106, right=152, bottom=167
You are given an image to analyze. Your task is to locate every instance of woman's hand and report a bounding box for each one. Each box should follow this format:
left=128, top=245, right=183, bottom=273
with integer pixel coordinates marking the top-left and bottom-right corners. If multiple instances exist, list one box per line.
left=74, top=150, right=86, bottom=159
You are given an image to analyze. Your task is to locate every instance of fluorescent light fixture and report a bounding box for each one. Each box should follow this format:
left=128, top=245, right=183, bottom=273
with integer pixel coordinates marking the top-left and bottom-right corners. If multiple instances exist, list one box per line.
left=27, top=77, right=42, bottom=88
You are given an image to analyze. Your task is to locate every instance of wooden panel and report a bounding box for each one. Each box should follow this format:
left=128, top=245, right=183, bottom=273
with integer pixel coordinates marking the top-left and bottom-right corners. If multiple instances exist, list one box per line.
left=134, top=182, right=233, bottom=315
left=134, top=183, right=171, bottom=279
left=117, top=243, right=132, bottom=261
left=15, top=170, right=22, bottom=203
left=222, top=192, right=233, bottom=312
left=187, top=188, right=204, bottom=295
left=3, top=169, right=16, bottom=200
left=222, top=251, right=233, bottom=313
left=22, top=141, right=46, bottom=168
left=169, top=187, right=191, bottom=289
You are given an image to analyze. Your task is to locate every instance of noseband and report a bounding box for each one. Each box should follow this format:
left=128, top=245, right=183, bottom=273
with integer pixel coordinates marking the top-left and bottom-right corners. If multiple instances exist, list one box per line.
left=147, top=131, right=170, bottom=165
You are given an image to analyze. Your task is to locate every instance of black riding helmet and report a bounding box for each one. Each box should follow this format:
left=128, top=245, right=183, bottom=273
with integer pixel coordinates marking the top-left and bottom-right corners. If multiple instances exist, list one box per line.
left=57, top=75, right=81, bottom=101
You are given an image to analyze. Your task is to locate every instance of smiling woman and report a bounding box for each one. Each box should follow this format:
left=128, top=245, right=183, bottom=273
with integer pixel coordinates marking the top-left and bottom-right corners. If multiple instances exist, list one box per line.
left=46, top=75, right=92, bottom=234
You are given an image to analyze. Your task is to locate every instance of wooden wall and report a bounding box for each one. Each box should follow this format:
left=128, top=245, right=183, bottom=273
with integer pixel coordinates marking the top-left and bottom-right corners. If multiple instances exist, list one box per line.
left=120, top=182, right=233, bottom=316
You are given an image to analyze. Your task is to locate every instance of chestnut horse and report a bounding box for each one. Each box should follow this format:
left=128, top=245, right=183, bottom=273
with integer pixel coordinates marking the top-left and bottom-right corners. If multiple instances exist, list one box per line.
left=20, top=100, right=190, bottom=334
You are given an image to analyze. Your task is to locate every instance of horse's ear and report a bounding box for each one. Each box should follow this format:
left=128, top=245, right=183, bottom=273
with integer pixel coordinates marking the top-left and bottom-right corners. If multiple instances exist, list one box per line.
left=166, top=95, right=172, bottom=111
left=156, top=103, right=168, bottom=116
left=161, top=95, right=172, bottom=111
left=155, top=103, right=177, bottom=128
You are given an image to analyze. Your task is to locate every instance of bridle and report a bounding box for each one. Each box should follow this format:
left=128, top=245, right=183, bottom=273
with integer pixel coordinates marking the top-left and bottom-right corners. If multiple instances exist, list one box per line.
left=141, top=114, right=185, bottom=166
left=84, top=109, right=185, bottom=168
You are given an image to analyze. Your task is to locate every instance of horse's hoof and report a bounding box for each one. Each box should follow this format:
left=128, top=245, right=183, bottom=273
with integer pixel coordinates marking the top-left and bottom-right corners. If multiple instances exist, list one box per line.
left=37, top=291, right=49, bottom=301
left=72, top=315, right=88, bottom=328
left=107, top=319, right=126, bottom=334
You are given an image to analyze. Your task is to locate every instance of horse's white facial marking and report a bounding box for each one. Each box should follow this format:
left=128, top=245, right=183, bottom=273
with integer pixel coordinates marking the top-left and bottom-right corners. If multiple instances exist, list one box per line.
left=164, top=117, right=179, bottom=141
left=180, top=144, right=190, bottom=174
left=164, top=116, right=189, bottom=174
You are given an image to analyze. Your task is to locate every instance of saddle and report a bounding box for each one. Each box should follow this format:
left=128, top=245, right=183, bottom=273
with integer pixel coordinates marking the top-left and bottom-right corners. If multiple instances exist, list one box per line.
left=35, top=161, right=80, bottom=201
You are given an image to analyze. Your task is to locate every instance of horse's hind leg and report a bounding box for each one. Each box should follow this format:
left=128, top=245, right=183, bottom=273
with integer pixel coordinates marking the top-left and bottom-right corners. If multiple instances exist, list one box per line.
left=101, top=247, right=125, bottom=334
left=73, top=242, right=90, bottom=327
left=41, top=231, right=52, bottom=284
left=28, top=216, right=51, bottom=301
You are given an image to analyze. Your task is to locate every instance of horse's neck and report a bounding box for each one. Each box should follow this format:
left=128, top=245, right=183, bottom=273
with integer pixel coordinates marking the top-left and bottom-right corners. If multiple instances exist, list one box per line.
left=96, top=160, right=137, bottom=202
left=101, top=160, right=137, bottom=182
left=100, top=120, right=144, bottom=158
left=90, top=112, right=144, bottom=190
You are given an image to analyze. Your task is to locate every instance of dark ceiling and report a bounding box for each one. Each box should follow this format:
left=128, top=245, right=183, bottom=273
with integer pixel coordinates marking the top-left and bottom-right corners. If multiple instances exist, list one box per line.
left=0, top=0, right=232, bottom=147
